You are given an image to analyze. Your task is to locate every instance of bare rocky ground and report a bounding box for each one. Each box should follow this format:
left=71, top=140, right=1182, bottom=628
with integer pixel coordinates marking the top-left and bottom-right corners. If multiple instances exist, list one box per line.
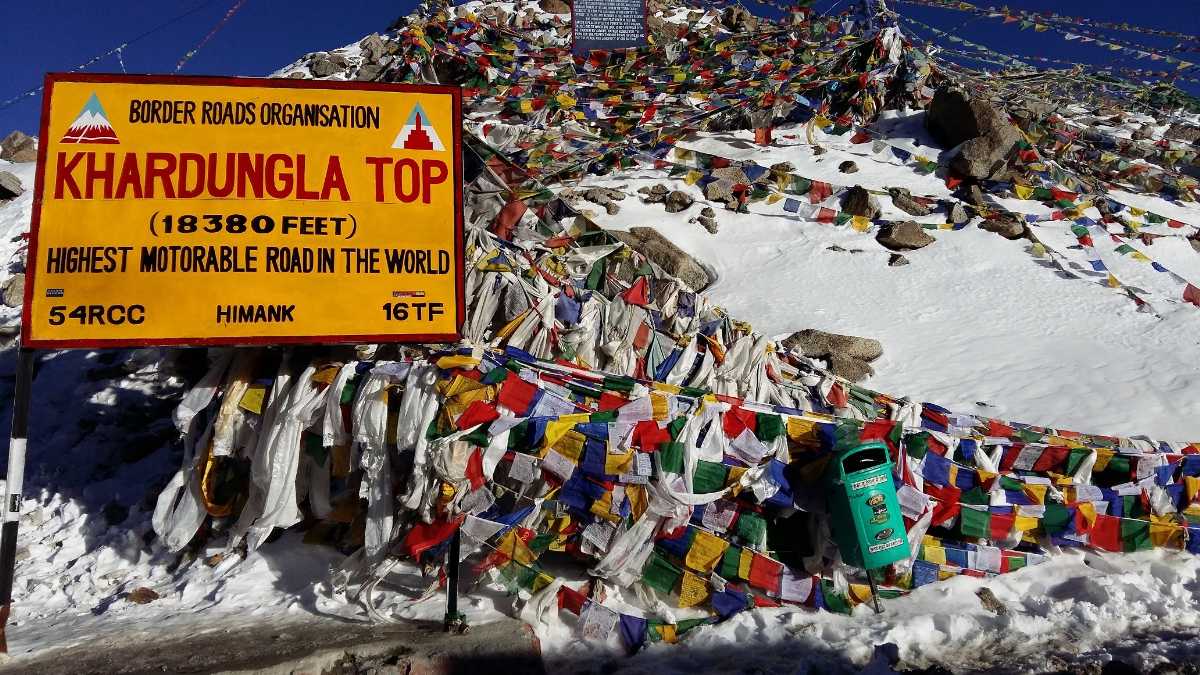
left=0, top=616, right=542, bottom=675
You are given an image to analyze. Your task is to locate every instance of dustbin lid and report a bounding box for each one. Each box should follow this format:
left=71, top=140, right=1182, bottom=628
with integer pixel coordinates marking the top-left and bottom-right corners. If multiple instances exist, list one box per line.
left=840, top=442, right=889, bottom=476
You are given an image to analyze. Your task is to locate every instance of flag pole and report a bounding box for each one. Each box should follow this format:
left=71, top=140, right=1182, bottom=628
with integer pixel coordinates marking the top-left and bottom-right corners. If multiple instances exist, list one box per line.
left=0, top=347, right=35, bottom=653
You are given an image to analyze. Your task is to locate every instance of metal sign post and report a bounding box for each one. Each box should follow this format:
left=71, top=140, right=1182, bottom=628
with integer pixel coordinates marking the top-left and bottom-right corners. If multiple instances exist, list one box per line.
left=0, top=347, right=36, bottom=652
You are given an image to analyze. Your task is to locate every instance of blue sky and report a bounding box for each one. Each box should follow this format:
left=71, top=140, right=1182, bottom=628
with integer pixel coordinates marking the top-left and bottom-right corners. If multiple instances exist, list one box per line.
left=0, top=0, right=404, bottom=135
left=1, top=0, right=1197, bottom=135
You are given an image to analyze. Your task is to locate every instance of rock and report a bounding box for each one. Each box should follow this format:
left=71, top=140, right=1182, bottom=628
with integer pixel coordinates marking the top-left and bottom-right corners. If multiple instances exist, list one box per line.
left=309, top=52, right=349, bottom=77
left=827, top=354, right=874, bottom=382
left=639, top=184, right=670, bottom=203
left=888, top=253, right=909, bottom=267
left=1, top=273, right=24, bottom=308
left=355, top=64, right=384, bottom=81
left=205, top=553, right=226, bottom=567
left=827, top=244, right=847, bottom=252
left=980, top=215, right=1027, bottom=240
left=1131, top=125, right=1154, bottom=141
left=720, top=5, right=758, bottom=32
left=1164, top=123, right=1200, bottom=144
left=840, top=186, right=880, bottom=220
left=583, top=187, right=625, bottom=214
left=811, top=146, right=826, bottom=156
left=125, top=587, right=160, bottom=605
left=967, top=184, right=988, bottom=207
left=359, top=34, right=386, bottom=62
left=541, top=0, right=571, bottom=14
left=888, top=187, right=931, bottom=217
left=703, top=179, right=737, bottom=207
left=781, top=328, right=883, bottom=362
left=876, top=221, right=934, bottom=251
left=664, top=190, right=694, bottom=213
left=925, top=86, right=1021, bottom=179
left=612, top=227, right=711, bottom=291
left=710, top=166, right=749, bottom=184
left=696, top=216, right=718, bottom=234
left=949, top=202, right=971, bottom=224
left=976, top=588, right=1008, bottom=616
left=770, top=161, right=795, bottom=174
left=838, top=160, right=858, bottom=174
left=0, top=131, right=36, bottom=163
left=0, top=171, right=22, bottom=200
left=1189, top=232, right=1200, bottom=254
left=700, top=207, right=715, bottom=218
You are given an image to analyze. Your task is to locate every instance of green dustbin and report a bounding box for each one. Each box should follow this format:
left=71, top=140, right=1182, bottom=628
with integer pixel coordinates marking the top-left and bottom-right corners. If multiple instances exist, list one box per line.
left=826, top=441, right=909, bottom=570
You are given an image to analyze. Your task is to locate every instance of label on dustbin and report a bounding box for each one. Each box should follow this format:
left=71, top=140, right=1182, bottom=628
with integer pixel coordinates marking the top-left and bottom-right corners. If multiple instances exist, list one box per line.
left=868, top=538, right=905, bottom=554
left=850, top=475, right=888, bottom=490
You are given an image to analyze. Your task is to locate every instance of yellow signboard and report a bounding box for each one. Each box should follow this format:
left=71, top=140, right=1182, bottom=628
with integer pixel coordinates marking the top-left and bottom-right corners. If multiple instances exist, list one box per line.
left=22, top=74, right=463, bottom=348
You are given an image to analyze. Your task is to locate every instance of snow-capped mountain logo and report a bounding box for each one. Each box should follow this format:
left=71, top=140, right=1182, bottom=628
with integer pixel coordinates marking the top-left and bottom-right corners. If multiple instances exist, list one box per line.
left=391, top=103, right=444, bottom=152
left=60, top=93, right=119, bottom=144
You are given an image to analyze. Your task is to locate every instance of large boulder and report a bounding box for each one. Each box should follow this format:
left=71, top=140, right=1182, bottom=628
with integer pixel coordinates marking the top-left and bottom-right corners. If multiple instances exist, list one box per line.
left=925, top=86, right=1021, bottom=180
left=541, top=0, right=571, bottom=14
left=0, top=131, right=36, bottom=163
left=359, top=34, right=386, bottom=62
left=781, top=328, right=883, bottom=383
left=782, top=329, right=883, bottom=362
left=876, top=221, right=934, bottom=251
left=840, top=186, right=880, bottom=220
left=0, top=171, right=22, bottom=200
left=612, top=227, right=711, bottom=292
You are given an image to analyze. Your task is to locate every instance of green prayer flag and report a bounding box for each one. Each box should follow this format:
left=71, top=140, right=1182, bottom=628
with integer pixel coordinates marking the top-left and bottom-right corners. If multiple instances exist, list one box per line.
left=659, top=442, right=685, bottom=474
left=755, top=413, right=785, bottom=443
left=720, top=545, right=743, bottom=579
left=1042, top=504, right=1073, bottom=534
left=1121, top=518, right=1152, bottom=552
left=693, top=460, right=728, bottom=493
left=736, top=512, right=767, bottom=546
left=960, top=506, right=991, bottom=539
left=643, top=550, right=683, bottom=594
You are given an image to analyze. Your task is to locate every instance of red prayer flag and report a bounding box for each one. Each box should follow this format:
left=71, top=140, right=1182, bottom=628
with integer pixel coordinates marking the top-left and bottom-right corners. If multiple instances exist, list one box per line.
left=1183, top=284, right=1200, bottom=307
left=722, top=406, right=758, bottom=438
left=1091, top=514, right=1122, bottom=552
left=399, top=516, right=465, bottom=559
left=990, top=512, right=1015, bottom=539
left=457, top=399, right=500, bottom=430
left=748, top=554, right=783, bottom=594
left=498, top=373, right=539, bottom=415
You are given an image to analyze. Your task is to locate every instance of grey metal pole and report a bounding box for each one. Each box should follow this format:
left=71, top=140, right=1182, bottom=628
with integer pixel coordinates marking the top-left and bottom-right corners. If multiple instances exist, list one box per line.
left=0, top=347, right=36, bottom=653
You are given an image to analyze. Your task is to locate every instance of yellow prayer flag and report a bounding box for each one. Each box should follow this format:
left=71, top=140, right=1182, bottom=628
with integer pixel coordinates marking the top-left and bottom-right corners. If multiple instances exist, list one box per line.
left=923, top=545, right=947, bottom=565
left=606, top=450, right=635, bottom=476
left=1150, top=515, right=1184, bottom=548
left=685, top=530, right=730, bottom=574
left=1013, top=184, right=1035, bottom=200
left=737, top=548, right=754, bottom=579
left=552, top=429, right=587, bottom=462
left=544, top=414, right=591, bottom=450
left=678, top=571, right=710, bottom=608
left=437, top=354, right=483, bottom=371
left=850, top=215, right=871, bottom=232
left=650, top=392, right=670, bottom=421
left=684, top=170, right=703, bottom=185
left=239, top=385, right=266, bottom=414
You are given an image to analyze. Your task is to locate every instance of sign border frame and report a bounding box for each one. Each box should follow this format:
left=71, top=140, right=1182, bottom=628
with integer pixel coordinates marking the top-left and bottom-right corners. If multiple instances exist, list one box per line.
left=20, top=72, right=465, bottom=349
